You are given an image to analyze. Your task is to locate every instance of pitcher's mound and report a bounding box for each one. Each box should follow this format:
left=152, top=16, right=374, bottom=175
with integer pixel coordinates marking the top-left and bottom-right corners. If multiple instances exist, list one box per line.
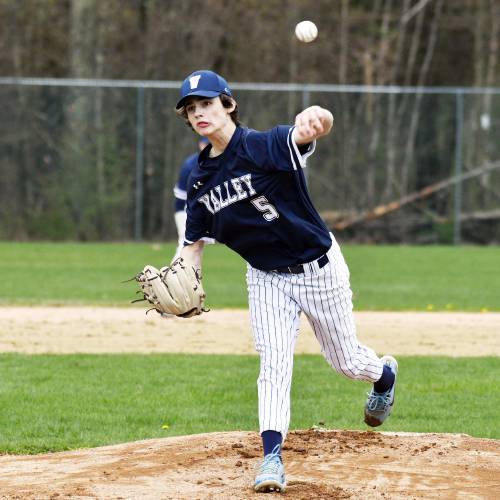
left=0, top=429, right=498, bottom=499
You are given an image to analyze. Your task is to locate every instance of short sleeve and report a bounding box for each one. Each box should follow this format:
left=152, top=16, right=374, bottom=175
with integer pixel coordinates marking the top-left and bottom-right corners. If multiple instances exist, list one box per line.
left=244, top=125, right=316, bottom=172
left=184, top=187, right=214, bottom=244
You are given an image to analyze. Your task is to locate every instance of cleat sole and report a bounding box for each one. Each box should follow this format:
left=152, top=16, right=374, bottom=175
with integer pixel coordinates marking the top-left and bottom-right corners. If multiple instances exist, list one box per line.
left=255, top=479, right=286, bottom=493
left=364, top=413, right=383, bottom=427
left=364, top=407, right=393, bottom=427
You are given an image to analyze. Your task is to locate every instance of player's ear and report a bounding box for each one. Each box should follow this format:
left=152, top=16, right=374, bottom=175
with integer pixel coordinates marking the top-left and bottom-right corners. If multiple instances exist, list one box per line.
left=223, top=96, right=237, bottom=114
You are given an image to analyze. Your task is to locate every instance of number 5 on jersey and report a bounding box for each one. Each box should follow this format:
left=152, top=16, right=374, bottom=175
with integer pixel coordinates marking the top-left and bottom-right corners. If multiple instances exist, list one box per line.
left=251, top=196, right=279, bottom=221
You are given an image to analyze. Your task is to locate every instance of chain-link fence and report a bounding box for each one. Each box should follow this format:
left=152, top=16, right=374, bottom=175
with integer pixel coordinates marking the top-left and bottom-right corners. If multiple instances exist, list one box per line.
left=1, top=78, right=499, bottom=243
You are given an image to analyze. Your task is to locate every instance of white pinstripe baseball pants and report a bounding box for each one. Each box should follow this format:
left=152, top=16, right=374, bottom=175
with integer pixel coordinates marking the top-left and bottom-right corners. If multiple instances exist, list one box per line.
left=246, top=236, right=383, bottom=437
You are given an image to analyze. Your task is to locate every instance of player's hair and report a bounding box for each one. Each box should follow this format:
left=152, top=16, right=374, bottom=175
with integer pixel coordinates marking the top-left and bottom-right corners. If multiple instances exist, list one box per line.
left=175, top=95, right=240, bottom=130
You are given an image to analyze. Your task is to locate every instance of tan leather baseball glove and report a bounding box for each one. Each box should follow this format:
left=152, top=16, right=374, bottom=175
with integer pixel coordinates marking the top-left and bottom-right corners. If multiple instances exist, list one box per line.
left=135, top=257, right=206, bottom=318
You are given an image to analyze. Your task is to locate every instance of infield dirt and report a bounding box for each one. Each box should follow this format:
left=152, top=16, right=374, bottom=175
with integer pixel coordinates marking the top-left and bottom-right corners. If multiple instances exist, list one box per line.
left=1, top=307, right=499, bottom=356
left=0, top=307, right=499, bottom=499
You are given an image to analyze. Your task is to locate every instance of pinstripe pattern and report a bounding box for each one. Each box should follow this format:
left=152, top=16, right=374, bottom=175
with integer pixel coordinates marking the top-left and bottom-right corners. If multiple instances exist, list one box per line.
left=246, top=234, right=383, bottom=437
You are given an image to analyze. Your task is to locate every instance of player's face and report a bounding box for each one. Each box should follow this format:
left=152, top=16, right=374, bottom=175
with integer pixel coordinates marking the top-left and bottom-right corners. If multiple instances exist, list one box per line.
left=185, top=97, right=232, bottom=137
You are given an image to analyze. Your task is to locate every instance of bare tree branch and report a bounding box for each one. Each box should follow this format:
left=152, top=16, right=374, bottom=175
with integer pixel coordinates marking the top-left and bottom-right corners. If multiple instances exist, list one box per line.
left=400, top=0, right=434, bottom=25
left=334, top=160, right=500, bottom=230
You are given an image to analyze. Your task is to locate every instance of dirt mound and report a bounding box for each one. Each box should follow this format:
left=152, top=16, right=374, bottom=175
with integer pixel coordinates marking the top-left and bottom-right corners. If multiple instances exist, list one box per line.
left=0, top=429, right=498, bottom=499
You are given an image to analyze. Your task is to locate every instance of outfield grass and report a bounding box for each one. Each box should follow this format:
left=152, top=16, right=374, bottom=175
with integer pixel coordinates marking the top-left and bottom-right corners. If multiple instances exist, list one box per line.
left=0, top=241, right=247, bottom=308
left=0, top=242, right=499, bottom=311
left=346, top=244, right=500, bottom=311
left=0, top=353, right=498, bottom=454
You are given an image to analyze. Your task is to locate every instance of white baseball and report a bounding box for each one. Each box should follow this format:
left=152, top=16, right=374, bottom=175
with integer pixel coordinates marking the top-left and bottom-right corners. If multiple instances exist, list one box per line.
left=295, top=20, right=318, bottom=43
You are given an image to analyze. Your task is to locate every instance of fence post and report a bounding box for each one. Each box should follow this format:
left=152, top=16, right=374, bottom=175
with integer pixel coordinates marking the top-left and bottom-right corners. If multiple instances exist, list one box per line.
left=134, top=86, right=145, bottom=241
left=453, top=91, right=464, bottom=244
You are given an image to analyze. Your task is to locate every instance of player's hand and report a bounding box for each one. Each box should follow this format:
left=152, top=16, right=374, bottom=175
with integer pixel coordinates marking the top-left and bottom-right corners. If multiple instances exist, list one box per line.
left=293, top=106, right=334, bottom=145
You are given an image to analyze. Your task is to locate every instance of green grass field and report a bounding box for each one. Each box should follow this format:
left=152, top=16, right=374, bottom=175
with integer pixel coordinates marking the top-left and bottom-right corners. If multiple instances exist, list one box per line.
left=0, top=354, right=498, bottom=454
left=0, top=241, right=498, bottom=454
left=0, top=241, right=499, bottom=310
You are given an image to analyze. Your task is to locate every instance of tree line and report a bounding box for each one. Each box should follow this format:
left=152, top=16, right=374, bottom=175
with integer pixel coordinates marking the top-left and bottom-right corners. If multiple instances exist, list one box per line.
left=1, top=0, right=498, bottom=88
left=0, top=0, right=498, bottom=243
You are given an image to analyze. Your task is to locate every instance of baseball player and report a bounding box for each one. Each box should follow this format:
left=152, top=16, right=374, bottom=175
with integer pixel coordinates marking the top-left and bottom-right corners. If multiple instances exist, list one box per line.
left=173, top=137, right=210, bottom=260
left=175, top=70, right=398, bottom=493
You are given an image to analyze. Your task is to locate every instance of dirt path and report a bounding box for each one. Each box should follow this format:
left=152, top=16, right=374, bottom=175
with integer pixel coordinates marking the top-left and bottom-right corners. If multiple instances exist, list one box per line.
left=1, top=307, right=499, bottom=499
left=1, top=306, right=499, bottom=356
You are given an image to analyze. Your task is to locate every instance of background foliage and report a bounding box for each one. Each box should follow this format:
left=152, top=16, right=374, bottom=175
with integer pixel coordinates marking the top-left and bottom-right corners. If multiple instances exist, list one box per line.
left=1, top=0, right=498, bottom=87
left=0, top=1, right=499, bottom=242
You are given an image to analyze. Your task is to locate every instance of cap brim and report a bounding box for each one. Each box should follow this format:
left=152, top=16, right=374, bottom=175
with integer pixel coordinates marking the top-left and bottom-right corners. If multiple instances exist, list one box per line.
left=175, top=90, right=222, bottom=109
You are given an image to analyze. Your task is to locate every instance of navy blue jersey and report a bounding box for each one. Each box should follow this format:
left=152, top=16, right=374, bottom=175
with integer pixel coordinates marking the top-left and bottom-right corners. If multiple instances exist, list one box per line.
left=185, top=125, right=332, bottom=270
left=173, top=153, right=198, bottom=212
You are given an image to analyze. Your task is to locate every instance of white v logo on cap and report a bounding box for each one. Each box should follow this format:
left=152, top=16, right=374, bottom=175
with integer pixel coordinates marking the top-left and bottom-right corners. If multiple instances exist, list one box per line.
left=189, top=75, right=202, bottom=89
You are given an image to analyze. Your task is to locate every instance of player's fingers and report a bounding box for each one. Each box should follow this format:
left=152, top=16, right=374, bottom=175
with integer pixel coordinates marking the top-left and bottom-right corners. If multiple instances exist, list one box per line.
left=298, top=125, right=313, bottom=138
left=310, top=116, right=324, bottom=133
left=295, top=116, right=313, bottom=136
left=312, top=110, right=332, bottom=135
left=295, top=113, right=309, bottom=128
left=301, top=115, right=323, bottom=136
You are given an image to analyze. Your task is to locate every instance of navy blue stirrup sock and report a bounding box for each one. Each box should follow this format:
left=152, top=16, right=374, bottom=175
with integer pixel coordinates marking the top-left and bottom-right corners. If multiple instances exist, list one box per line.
left=374, top=364, right=395, bottom=393
left=261, top=430, right=283, bottom=457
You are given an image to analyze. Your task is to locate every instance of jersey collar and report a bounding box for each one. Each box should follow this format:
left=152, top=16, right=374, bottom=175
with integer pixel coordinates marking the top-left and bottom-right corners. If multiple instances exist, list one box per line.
left=198, top=126, right=244, bottom=168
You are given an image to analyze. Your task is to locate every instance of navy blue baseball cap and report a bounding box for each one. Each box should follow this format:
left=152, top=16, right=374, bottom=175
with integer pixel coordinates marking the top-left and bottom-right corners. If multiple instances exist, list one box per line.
left=176, top=70, right=232, bottom=109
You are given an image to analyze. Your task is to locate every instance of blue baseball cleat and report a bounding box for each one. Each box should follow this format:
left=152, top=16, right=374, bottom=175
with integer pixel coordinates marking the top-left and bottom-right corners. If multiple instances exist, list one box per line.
left=364, top=355, right=398, bottom=427
left=254, top=444, right=286, bottom=493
